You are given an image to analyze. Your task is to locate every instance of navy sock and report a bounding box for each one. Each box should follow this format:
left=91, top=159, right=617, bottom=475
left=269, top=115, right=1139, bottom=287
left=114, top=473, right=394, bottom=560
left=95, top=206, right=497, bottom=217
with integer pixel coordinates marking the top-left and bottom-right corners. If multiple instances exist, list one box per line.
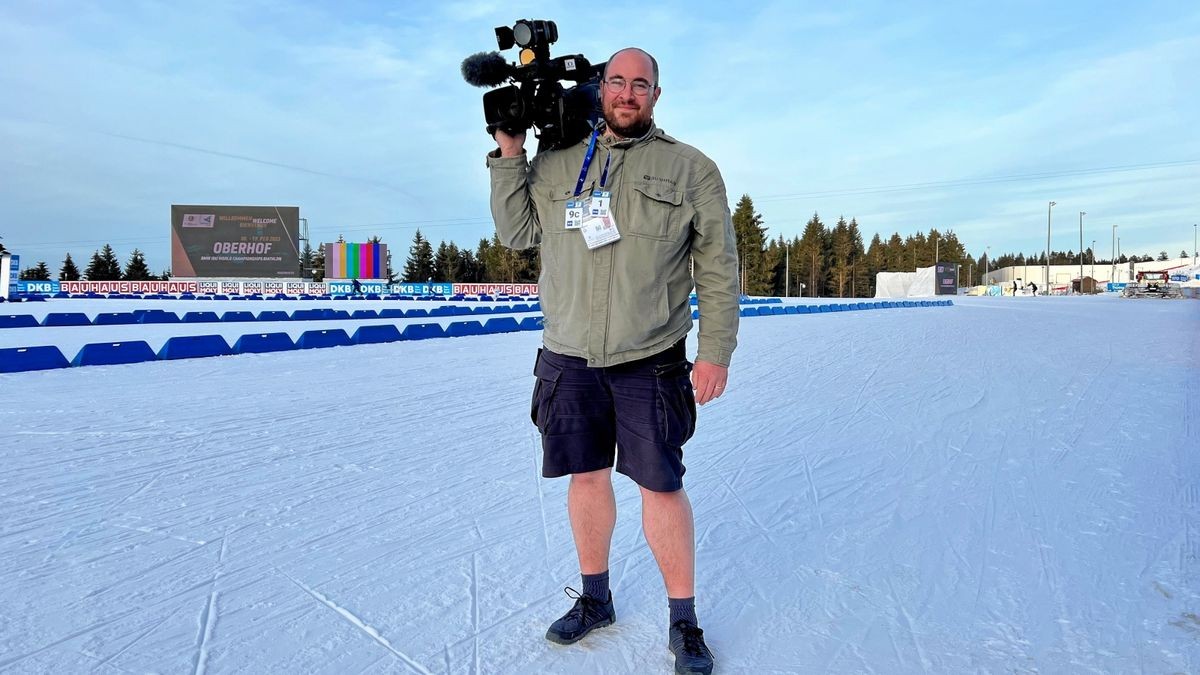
left=669, top=596, right=697, bottom=626
left=582, top=571, right=609, bottom=600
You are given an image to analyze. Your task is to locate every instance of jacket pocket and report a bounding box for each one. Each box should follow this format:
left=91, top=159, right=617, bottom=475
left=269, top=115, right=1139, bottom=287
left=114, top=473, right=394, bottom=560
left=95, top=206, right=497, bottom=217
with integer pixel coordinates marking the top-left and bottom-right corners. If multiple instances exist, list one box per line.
left=530, top=350, right=563, bottom=431
left=653, top=360, right=697, bottom=446
left=626, top=182, right=685, bottom=241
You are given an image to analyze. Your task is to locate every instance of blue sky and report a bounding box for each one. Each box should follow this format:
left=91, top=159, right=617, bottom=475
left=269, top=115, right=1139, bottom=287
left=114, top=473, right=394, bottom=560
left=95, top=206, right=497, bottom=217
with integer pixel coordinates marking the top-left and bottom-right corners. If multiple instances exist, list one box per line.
left=2, top=1, right=1197, bottom=273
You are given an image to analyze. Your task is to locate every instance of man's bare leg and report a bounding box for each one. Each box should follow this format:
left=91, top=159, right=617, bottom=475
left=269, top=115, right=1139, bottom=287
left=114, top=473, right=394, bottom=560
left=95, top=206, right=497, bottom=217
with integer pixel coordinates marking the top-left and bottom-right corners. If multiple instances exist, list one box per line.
left=640, top=486, right=695, bottom=598
left=568, top=468, right=616, bottom=574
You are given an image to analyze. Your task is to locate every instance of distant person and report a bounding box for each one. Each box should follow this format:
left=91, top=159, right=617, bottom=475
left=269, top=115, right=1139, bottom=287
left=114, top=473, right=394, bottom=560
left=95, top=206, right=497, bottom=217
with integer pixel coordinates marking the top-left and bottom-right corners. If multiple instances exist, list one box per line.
left=1028, top=281, right=1038, bottom=296
left=488, top=47, right=736, bottom=674
left=351, top=278, right=362, bottom=295
left=1012, top=279, right=1020, bottom=296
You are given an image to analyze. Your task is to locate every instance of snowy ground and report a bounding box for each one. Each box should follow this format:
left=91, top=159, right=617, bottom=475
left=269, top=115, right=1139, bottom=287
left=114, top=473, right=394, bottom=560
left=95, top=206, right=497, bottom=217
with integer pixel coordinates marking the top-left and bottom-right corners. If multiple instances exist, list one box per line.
left=0, top=295, right=1197, bottom=673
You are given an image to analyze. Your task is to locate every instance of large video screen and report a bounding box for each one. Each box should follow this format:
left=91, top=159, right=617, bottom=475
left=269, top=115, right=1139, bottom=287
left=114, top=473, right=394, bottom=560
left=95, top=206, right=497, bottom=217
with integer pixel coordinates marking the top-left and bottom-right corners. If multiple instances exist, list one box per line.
left=171, top=205, right=300, bottom=278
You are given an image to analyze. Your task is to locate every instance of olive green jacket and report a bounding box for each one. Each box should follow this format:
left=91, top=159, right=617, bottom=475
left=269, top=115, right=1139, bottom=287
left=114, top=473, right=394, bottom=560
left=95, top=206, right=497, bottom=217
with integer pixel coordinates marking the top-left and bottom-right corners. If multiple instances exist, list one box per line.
left=488, top=124, right=739, bottom=367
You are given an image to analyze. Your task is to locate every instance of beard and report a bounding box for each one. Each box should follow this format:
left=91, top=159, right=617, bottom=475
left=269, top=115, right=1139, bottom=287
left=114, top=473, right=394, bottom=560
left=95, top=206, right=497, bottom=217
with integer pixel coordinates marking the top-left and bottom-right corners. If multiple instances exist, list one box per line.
left=603, top=103, right=654, bottom=139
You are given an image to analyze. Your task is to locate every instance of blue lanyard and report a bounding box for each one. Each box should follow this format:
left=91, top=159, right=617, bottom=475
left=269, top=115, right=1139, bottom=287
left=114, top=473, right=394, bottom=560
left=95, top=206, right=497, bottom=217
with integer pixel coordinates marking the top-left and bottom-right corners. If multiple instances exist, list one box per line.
left=573, top=129, right=614, bottom=196
left=573, top=129, right=599, bottom=197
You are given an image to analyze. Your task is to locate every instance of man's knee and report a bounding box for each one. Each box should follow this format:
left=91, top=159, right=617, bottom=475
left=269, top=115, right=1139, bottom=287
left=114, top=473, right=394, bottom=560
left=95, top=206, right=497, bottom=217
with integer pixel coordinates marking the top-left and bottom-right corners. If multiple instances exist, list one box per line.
left=570, top=467, right=613, bottom=487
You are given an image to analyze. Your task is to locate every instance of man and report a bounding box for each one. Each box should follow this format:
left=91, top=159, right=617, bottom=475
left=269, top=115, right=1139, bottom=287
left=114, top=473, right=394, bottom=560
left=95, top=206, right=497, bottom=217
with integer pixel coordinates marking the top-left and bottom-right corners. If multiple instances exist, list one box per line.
left=487, top=47, right=739, bottom=674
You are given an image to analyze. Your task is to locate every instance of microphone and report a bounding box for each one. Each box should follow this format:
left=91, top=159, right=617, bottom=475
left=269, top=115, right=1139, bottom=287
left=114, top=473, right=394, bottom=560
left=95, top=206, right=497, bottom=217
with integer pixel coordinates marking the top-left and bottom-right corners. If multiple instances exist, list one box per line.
left=461, top=52, right=511, bottom=87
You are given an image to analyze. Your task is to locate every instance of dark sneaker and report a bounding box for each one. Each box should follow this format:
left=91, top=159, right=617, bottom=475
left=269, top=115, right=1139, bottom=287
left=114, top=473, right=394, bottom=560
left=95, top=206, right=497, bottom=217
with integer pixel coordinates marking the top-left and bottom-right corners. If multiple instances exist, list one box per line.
left=545, top=587, right=616, bottom=645
left=669, top=620, right=714, bottom=675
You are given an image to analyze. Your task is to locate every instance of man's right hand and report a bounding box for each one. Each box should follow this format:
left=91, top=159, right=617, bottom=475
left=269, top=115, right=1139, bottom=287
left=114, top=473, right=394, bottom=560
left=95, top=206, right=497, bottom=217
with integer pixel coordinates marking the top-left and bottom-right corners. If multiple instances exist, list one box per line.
left=494, top=128, right=527, bottom=158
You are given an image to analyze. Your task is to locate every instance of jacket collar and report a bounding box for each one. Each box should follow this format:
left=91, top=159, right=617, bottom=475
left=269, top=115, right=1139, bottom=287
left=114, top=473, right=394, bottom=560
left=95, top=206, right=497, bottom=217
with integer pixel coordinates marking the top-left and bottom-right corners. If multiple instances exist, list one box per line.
left=593, top=121, right=677, bottom=149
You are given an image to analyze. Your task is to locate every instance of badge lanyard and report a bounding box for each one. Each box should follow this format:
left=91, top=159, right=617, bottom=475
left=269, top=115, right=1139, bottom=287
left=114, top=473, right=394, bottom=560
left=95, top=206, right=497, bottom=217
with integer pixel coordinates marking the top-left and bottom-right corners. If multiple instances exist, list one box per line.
left=573, top=128, right=613, bottom=197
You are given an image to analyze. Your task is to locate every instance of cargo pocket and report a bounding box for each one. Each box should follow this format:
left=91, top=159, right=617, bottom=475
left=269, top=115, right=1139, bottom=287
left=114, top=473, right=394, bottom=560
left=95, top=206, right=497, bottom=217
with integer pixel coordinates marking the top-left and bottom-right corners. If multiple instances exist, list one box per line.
left=653, top=360, right=697, bottom=446
left=530, top=350, right=562, bottom=431
left=628, top=182, right=685, bottom=241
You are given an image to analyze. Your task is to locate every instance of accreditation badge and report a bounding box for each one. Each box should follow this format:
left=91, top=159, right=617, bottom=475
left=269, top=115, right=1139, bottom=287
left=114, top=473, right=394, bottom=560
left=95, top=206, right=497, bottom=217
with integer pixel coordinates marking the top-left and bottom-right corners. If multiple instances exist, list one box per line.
left=564, top=200, right=584, bottom=230
left=580, top=212, right=621, bottom=249
left=590, top=190, right=611, bottom=217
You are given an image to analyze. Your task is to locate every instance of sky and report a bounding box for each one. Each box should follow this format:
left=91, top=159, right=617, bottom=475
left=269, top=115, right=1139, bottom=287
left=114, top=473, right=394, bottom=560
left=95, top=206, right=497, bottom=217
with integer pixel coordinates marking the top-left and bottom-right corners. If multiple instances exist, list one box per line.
left=1, top=0, right=1198, bottom=274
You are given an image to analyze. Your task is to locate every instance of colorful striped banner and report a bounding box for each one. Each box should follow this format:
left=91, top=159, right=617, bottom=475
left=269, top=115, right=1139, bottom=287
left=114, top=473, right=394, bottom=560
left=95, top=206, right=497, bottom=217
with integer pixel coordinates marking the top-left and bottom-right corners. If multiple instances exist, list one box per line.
left=323, top=242, right=387, bottom=279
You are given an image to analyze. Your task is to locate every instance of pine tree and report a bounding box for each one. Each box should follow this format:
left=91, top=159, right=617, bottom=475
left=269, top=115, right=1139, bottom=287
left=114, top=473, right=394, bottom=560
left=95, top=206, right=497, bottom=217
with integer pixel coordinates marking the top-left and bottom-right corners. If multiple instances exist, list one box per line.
left=86, top=244, right=122, bottom=280
left=434, top=241, right=456, bottom=282
left=59, top=253, right=81, bottom=281
left=122, top=248, right=153, bottom=280
left=160, top=268, right=172, bottom=280
left=20, top=261, right=52, bottom=280
left=301, top=240, right=314, bottom=278
left=403, top=229, right=435, bottom=282
left=85, top=250, right=106, bottom=280
left=311, top=243, right=326, bottom=282
left=731, top=195, right=769, bottom=296
left=797, top=213, right=827, bottom=297
left=829, top=217, right=853, bottom=297
left=1158, top=251, right=1169, bottom=261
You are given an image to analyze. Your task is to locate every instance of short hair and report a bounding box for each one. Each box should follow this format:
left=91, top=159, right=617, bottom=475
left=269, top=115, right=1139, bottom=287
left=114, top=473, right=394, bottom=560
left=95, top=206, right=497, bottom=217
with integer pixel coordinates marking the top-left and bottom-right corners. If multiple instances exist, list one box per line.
left=605, top=47, right=659, bottom=86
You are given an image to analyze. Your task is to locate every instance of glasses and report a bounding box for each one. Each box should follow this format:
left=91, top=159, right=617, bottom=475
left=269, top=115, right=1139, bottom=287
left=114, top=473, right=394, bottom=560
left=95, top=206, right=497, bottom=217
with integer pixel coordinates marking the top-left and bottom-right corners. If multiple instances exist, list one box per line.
left=603, top=77, right=654, bottom=96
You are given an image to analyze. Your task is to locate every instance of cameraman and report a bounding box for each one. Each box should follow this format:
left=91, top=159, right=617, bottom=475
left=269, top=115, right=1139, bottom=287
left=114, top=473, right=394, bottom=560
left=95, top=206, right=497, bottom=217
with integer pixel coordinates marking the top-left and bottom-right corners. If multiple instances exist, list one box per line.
left=487, top=47, right=738, bottom=674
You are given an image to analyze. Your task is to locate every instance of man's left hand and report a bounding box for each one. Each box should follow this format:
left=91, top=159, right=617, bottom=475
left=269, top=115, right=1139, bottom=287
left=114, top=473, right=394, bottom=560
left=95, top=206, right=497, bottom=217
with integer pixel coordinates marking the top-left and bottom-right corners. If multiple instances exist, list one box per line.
left=691, top=360, right=728, bottom=406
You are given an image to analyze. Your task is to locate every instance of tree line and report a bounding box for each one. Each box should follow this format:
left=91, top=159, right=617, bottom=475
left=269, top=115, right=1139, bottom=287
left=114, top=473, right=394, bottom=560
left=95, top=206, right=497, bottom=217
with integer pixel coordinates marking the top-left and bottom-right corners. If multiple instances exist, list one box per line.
left=16, top=245, right=166, bottom=282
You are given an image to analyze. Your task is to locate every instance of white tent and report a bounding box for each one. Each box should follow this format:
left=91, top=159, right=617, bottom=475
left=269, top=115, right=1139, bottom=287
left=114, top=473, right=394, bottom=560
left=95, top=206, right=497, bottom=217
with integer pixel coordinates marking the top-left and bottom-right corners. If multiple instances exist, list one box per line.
left=875, top=266, right=938, bottom=298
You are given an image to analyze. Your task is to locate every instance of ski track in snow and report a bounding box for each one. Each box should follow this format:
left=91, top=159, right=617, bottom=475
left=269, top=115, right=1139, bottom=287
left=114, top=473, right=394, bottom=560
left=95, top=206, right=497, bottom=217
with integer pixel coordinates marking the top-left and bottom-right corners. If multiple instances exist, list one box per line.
left=0, top=295, right=1197, bottom=673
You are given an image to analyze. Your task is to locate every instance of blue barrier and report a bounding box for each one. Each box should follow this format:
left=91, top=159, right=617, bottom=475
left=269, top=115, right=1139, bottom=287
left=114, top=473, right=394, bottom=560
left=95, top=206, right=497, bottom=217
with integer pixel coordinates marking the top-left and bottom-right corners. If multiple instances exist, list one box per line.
left=71, top=341, right=157, bottom=367
left=472, top=306, right=494, bottom=315
left=529, top=303, right=541, bottom=312
left=297, top=329, right=352, bottom=349
left=483, top=317, right=521, bottom=334
left=402, top=323, right=446, bottom=340
left=352, top=325, right=404, bottom=344
left=379, top=309, right=407, bottom=319
left=446, top=320, right=485, bottom=337
left=406, top=308, right=430, bottom=318
left=350, top=310, right=380, bottom=320
left=511, top=304, right=530, bottom=312
left=94, top=312, right=138, bottom=326
left=42, top=312, right=92, bottom=327
left=771, top=306, right=787, bottom=315
left=0, top=345, right=70, bottom=373
left=691, top=309, right=700, bottom=319
left=232, top=332, right=296, bottom=354
left=518, top=316, right=544, bottom=331
left=158, top=335, right=232, bottom=360
left=256, top=310, right=291, bottom=322
left=429, top=306, right=460, bottom=317
left=739, top=308, right=757, bottom=317
left=1, top=315, right=40, bottom=329
left=183, top=311, right=221, bottom=323
left=784, top=306, right=799, bottom=314
left=221, top=311, right=257, bottom=322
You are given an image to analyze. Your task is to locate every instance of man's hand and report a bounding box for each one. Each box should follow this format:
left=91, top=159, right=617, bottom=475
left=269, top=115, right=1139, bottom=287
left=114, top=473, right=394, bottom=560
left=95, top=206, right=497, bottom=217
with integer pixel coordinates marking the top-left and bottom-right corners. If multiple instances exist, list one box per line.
left=494, top=128, right=527, bottom=158
left=691, top=360, right=728, bottom=406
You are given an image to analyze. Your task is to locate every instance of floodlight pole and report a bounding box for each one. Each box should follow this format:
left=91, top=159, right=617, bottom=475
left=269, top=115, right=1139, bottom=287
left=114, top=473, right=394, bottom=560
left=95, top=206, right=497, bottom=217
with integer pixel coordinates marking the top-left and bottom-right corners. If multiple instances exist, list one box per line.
left=1046, top=201, right=1056, bottom=292
left=1078, top=211, right=1085, bottom=291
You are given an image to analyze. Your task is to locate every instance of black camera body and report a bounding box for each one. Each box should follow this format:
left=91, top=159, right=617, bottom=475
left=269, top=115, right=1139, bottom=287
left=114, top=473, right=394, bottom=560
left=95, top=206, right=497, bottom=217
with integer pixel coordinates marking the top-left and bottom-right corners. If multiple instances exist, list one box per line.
left=462, top=20, right=605, bottom=153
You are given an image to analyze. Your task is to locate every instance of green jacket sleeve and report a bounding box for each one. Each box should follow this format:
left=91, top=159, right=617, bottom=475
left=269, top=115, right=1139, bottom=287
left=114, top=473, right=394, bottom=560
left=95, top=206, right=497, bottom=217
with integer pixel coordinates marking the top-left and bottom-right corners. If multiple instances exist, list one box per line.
left=487, top=150, right=541, bottom=249
left=689, top=158, right=740, bottom=367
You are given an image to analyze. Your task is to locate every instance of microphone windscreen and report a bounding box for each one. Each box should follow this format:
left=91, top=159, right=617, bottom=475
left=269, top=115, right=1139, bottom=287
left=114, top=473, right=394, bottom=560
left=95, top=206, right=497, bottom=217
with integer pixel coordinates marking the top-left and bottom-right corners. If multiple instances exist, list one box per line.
left=461, top=52, right=510, bottom=87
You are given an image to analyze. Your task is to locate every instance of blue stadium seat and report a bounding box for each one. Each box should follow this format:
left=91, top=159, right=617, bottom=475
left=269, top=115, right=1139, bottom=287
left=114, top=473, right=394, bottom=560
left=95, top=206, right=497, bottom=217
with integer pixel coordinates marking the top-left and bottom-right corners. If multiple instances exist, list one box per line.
left=0, top=315, right=40, bottom=329
left=71, top=341, right=157, bottom=367
left=158, top=335, right=232, bottom=360
left=518, top=316, right=544, bottom=331
left=402, top=323, right=446, bottom=340
left=42, top=312, right=92, bottom=327
left=136, top=311, right=181, bottom=324
left=297, top=329, right=352, bottom=349
left=220, top=311, right=257, bottom=322
left=0, top=345, right=70, bottom=373
left=446, top=320, right=485, bottom=337
left=93, top=312, right=138, bottom=325
left=232, top=332, right=296, bottom=354
left=483, top=317, right=520, bottom=334
left=351, top=324, right=404, bottom=344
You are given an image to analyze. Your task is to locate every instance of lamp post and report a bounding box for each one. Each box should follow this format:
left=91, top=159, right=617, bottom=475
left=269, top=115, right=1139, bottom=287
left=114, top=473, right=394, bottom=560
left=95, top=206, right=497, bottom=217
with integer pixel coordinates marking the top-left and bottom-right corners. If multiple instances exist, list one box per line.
left=1194, top=223, right=1197, bottom=266
left=1078, top=211, right=1086, bottom=291
left=1111, top=224, right=1117, bottom=284
left=1046, top=201, right=1056, bottom=292
left=985, top=245, right=991, bottom=284
left=1091, top=239, right=1096, bottom=280
left=785, top=243, right=789, bottom=297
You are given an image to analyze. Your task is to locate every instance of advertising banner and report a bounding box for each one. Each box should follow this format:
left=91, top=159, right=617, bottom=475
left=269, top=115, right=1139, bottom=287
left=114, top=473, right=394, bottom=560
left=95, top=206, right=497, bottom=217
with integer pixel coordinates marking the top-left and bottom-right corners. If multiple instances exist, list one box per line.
left=171, top=205, right=300, bottom=278
left=325, top=242, right=388, bottom=280
left=1, top=254, right=18, bottom=300
left=17, top=280, right=61, bottom=294
left=61, top=281, right=201, bottom=294
left=451, top=283, right=537, bottom=296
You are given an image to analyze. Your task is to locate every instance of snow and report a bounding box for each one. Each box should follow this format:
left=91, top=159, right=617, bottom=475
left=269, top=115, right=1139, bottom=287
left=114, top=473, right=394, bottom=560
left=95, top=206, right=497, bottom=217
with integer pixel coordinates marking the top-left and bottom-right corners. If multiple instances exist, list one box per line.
left=1, top=295, right=1197, bottom=673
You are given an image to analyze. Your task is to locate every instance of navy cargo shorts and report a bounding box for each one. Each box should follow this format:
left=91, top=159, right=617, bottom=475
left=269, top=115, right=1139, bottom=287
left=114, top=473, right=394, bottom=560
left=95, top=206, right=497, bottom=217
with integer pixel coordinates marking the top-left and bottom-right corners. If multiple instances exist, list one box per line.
left=529, top=340, right=697, bottom=492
